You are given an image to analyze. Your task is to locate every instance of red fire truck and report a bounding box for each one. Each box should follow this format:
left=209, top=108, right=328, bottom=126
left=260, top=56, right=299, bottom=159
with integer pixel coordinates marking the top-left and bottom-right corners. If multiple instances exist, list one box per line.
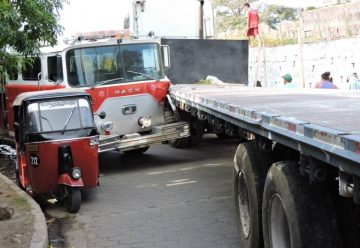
left=5, top=36, right=190, bottom=153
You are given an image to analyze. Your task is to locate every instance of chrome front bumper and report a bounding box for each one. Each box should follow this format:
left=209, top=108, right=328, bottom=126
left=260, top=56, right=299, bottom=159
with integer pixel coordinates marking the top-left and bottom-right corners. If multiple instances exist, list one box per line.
left=98, top=121, right=190, bottom=153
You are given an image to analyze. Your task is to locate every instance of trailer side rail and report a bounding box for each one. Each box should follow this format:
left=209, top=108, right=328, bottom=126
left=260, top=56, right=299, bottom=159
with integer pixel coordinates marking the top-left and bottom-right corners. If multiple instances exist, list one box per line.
left=170, top=85, right=360, bottom=176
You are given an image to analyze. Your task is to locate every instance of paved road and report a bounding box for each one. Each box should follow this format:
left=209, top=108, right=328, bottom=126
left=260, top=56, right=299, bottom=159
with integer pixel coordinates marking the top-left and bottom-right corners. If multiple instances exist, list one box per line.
left=48, top=135, right=240, bottom=248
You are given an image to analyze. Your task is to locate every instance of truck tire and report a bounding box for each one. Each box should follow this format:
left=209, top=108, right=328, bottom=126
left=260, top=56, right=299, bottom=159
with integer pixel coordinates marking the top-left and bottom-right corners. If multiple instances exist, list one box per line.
left=262, top=161, right=340, bottom=248
left=123, top=147, right=149, bottom=155
left=169, top=110, right=191, bottom=148
left=233, top=142, right=274, bottom=248
left=188, top=118, right=204, bottom=147
left=170, top=110, right=204, bottom=148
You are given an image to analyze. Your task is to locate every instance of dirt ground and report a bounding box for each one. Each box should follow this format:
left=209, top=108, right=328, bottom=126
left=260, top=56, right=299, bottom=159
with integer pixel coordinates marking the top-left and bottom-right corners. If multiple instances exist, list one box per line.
left=0, top=157, right=34, bottom=248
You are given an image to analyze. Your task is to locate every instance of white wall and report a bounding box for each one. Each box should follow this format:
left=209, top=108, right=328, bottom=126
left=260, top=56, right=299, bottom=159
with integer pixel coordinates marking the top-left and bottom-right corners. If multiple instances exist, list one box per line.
left=249, top=36, right=360, bottom=88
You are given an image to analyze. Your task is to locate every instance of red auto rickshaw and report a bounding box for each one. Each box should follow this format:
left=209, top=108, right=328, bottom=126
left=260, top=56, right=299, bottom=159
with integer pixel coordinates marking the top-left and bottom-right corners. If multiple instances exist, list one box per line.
left=12, top=90, right=99, bottom=213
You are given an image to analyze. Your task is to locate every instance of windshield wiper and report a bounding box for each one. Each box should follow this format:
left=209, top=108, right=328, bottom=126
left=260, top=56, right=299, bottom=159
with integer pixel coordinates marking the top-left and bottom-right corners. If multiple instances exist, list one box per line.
left=127, top=70, right=159, bottom=82
left=40, top=115, right=53, bottom=130
left=62, top=106, right=77, bottom=135
left=91, top=77, right=124, bottom=89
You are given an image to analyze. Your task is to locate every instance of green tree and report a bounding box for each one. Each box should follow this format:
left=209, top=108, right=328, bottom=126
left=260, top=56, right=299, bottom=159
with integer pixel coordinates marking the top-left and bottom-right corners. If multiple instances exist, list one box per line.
left=261, top=5, right=298, bottom=30
left=0, top=0, right=66, bottom=71
left=213, top=0, right=249, bottom=36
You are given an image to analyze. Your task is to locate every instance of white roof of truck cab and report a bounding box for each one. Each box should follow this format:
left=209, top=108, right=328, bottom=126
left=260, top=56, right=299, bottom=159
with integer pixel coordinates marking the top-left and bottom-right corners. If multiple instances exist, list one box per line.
left=40, top=37, right=161, bottom=55
left=13, top=89, right=88, bottom=107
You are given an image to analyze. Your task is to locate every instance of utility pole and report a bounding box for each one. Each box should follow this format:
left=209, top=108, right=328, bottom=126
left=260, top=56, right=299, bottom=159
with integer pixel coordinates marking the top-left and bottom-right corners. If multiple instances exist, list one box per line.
left=298, top=8, right=306, bottom=88
left=199, top=0, right=205, bottom=39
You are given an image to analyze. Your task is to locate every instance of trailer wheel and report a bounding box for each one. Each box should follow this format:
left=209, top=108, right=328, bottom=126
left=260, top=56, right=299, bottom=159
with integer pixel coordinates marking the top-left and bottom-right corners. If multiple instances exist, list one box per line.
left=65, top=187, right=81, bottom=213
left=262, top=161, right=340, bottom=248
left=123, top=147, right=149, bottom=155
left=234, top=142, right=274, bottom=248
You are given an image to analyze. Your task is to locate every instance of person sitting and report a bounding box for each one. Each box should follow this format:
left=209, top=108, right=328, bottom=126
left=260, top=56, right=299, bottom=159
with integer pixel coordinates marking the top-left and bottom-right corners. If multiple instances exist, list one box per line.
left=314, top=71, right=338, bottom=89
left=282, top=74, right=297, bottom=88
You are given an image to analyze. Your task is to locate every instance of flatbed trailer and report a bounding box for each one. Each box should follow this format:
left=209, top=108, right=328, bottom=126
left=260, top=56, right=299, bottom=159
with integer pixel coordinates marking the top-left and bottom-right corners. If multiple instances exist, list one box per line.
left=169, top=84, right=360, bottom=248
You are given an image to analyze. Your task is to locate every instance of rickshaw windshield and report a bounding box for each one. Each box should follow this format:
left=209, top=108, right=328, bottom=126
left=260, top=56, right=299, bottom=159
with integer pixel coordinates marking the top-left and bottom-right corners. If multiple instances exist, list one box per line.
left=26, top=98, right=94, bottom=134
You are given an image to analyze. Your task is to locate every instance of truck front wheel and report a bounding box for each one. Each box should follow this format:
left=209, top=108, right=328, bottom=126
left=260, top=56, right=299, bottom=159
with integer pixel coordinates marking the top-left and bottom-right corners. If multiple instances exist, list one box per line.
left=123, top=147, right=149, bottom=155
left=233, top=142, right=273, bottom=248
left=170, top=110, right=204, bottom=148
left=262, top=161, right=340, bottom=248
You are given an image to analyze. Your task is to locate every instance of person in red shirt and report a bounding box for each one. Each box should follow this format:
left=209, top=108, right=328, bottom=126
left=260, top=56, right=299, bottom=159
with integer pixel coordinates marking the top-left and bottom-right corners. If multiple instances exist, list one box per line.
left=243, top=3, right=259, bottom=38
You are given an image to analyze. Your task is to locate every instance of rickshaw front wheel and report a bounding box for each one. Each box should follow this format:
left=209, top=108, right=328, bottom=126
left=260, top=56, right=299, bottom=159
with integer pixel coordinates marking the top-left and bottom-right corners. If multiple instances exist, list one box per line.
left=65, top=187, right=81, bottom=213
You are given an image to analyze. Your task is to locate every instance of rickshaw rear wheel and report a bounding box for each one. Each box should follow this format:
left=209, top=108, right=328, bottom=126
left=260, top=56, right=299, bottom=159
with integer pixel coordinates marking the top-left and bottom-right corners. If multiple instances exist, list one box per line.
left=65, top=187, right=81, bottom=213
left=12, top=159, right=25, bottom=190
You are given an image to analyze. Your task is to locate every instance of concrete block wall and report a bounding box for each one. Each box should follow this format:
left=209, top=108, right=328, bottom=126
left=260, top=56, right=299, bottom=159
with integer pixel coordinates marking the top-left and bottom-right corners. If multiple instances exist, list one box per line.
left=249, top=36, right=360, bottom=88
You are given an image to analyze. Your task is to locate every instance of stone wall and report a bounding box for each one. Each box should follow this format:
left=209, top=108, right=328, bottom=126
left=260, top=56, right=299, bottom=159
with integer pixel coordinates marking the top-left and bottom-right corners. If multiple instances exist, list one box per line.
left=259, top=2, right=360, bottom=42
left=249, top=36, right=360, bottom=88
left=302, top=2, right=360, bottom=41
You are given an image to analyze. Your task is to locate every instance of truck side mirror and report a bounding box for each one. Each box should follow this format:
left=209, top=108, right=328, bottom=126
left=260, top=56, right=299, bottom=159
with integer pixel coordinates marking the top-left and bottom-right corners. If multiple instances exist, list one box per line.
left=161, top=45, right=171, bottom=69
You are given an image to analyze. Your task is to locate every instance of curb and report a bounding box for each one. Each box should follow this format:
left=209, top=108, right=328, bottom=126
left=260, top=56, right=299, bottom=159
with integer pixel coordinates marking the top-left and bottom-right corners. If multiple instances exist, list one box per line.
left=0, top=172, right=48, bottom=248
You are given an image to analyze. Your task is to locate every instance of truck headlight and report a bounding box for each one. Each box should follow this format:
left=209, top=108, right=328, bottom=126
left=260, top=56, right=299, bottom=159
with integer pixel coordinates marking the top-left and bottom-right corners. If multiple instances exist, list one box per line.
left=138, top=116, right=152, bottom=128
left=101, top=122, right=114, bottom=131
left=71, top=167, right=82, bottom=180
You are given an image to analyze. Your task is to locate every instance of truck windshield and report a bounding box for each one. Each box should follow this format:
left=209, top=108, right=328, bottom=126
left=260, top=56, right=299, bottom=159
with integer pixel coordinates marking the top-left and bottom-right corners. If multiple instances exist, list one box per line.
left=66, top=43, right=164, bottom=87
left=26, top=98, right=94, bottom=134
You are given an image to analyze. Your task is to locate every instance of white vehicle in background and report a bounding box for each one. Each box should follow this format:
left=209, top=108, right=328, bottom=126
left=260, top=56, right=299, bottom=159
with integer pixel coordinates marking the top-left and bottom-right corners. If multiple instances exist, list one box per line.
left=127, top=0, right=214, bottom=38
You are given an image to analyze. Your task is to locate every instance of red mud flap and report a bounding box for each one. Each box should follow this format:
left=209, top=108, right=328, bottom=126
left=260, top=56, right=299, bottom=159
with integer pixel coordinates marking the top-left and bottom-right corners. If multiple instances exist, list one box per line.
left=58, top=173, right=84, bottom=187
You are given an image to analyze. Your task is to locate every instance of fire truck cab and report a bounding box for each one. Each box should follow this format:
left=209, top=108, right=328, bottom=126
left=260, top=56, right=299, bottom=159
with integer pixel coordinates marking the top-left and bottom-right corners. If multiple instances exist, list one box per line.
left=5, top=36, right=190, bottom=153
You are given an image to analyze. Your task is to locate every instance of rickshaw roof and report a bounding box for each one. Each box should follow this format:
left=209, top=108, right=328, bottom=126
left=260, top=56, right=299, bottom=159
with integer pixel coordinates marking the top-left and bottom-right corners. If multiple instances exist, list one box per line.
left=13, top=89, right=89, bottom=107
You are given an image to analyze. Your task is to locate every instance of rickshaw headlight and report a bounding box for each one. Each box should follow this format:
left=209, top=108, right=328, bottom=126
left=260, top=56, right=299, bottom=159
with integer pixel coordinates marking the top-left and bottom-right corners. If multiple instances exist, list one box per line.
left=71, top=167, right=82, bottom=180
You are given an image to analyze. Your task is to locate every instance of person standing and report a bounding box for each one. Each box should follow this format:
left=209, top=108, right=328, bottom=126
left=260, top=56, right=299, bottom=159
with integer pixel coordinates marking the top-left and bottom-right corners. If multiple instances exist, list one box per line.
left=243, top=3, right=259, bottom=39
left=243, top=3, right=265, bottom=87
left=348, top=72, right=360, bottom=90
left=314, top=71, right=338, bottom=89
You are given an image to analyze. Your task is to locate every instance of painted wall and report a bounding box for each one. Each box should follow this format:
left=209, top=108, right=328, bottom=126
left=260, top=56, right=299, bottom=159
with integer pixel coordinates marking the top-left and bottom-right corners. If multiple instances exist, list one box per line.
left=249, top=36, right=360, bottom=88
left=162, top=39, right=248, bottom=84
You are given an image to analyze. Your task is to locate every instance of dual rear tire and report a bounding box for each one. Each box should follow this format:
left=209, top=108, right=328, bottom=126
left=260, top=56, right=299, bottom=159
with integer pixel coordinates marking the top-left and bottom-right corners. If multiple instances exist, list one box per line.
left=234, top=142, right=274, bottom=248
left=234, top=142, right=340, bottom=248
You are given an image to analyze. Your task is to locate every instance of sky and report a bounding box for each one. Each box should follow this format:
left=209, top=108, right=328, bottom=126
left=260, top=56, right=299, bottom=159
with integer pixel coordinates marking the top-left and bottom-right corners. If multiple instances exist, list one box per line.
left=59, top=0, right=132, bottom=37
left=260, top=0, right=333, bottom=8
left=58, top=0, right=336, bottom=38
